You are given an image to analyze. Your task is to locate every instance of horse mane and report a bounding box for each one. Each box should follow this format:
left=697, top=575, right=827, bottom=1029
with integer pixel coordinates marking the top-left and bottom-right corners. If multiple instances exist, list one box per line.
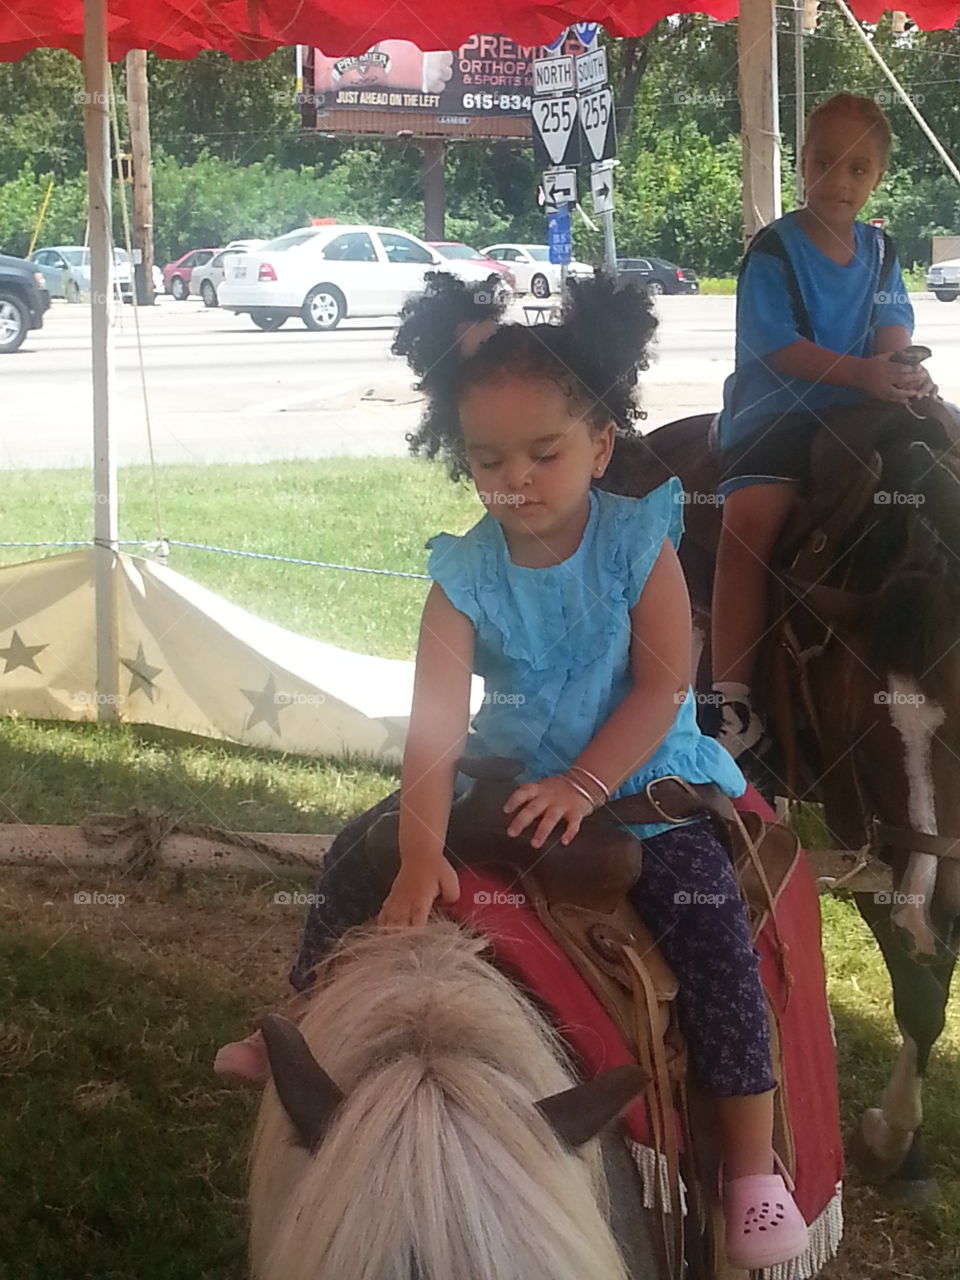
left=248, top=922, right=630, bottom=1280
left=849, top=438, right=960, bottom=683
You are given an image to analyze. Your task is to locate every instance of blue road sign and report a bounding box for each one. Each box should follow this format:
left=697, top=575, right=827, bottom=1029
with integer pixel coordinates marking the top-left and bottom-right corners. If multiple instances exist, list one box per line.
left=547, top=206, right=572, bottom=264
left=542, top=27, right=569, bottom=51
left=572, top=22, right=601, bottom=47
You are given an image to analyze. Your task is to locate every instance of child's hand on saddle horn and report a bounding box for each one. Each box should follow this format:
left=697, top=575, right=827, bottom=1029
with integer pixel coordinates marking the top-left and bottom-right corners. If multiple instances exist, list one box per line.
left=857, top=353, right=935, bottom=404
left=504, top=774, right=597, bottom=849
left=378, top=855, right=461, bottom=928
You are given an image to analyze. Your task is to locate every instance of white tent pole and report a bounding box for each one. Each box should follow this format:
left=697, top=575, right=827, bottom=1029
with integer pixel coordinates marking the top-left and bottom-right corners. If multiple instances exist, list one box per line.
left=83, top=0, right=120, bottom=723
left=738, top=0, right=783, bottom=242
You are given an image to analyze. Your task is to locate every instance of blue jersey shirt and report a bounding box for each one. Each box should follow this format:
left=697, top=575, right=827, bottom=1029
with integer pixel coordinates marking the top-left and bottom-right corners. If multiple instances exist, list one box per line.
left=719, top=211, right=914, bottom=449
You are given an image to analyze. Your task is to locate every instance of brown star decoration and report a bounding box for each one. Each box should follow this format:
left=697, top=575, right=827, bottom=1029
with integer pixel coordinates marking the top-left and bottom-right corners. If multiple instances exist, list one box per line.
left=0, top=630, right=47, bottom=674
left=121, top=642, right=163, bottom=702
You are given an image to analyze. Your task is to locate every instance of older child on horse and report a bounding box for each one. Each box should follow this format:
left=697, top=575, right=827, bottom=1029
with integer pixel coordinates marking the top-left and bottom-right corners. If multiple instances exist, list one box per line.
left=712, top=93, right=936, bottom=759
left=217, top=273, right=808, bottom=1271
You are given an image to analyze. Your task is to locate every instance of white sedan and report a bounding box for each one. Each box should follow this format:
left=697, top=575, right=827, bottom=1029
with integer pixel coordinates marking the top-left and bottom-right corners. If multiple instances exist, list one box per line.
left=219, top=224, right=501, bottom=331
left=480, top=243, right=593, bottom=299
left=926, top=257, right=959, bottom=303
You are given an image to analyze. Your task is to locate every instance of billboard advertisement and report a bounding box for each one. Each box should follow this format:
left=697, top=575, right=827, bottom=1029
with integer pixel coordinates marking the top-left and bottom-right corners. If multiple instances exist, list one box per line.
left=311, top=35, right=534, bottom=120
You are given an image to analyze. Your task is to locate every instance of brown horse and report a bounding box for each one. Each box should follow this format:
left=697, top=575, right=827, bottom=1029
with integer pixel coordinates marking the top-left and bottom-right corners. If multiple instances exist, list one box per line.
left=601, top=397, right=960, bottom=1200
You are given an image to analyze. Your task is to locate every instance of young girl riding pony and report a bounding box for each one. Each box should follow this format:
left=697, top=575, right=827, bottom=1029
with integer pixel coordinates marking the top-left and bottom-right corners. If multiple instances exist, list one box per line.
left=712, top=93, right=935, bottom=758
left=218, top=272, right=809, bottom=1271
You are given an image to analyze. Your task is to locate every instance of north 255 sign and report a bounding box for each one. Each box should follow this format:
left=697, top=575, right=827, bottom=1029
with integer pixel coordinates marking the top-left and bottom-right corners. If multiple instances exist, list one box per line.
left=312, top=35, right=534, bottom=116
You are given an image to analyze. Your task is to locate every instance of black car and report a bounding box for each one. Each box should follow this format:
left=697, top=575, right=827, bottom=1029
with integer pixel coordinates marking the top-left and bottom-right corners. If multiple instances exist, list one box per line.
left=0, top=252, right=50, bottom=353
left=616, top=256, right=699, bottom=296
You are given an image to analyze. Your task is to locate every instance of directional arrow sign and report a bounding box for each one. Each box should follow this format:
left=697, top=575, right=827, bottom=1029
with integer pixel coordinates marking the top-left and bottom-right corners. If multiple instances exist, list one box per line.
left=578, top=86, right=616, bottom=163
left=543, top=166, right=577, bottom=209
left=590, top=165, right=615, bottom=215
left=532, top=95, right=579, bottom=167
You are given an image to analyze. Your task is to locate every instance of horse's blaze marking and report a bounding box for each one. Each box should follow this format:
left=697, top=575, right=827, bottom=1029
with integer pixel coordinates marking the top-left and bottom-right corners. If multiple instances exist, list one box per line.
left=886, top=674, right=944, bottom=958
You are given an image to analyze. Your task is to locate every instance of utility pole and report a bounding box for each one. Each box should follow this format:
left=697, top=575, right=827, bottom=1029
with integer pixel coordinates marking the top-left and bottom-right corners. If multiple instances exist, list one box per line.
left=422, top=138, right=445, bottom=242
left=738, top=0, right=782, bottom=243
left=125, top=49, right=155, bottom=305
left=795, top=0, right=806, bottom=205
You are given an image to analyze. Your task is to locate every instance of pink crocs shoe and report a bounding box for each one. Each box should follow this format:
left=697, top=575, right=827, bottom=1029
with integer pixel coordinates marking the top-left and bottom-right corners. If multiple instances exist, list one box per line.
left=723, top=1162, right=809, bottom=1271
left=214, top=1030, right=269, bottom=1087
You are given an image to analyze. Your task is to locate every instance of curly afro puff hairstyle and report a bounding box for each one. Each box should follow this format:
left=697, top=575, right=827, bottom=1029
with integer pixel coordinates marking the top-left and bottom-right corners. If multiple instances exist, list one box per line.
left=393, top=270, right=657, bottom=481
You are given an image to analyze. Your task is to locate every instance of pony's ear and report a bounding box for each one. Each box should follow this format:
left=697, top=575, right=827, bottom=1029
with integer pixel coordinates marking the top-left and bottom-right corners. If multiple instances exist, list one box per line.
left=260, top=1014, right=344, bottom=1151
left=536, top=1064, right=649, bottom=1148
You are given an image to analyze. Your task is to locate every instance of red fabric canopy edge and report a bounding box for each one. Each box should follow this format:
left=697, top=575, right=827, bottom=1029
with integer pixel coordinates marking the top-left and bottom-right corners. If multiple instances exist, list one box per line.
left=0, top=0, right=954, bottom=63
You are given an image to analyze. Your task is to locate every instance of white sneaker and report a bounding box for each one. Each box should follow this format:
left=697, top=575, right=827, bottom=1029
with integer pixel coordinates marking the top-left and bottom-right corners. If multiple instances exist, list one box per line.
left=716, top=699, right=766, bottom=759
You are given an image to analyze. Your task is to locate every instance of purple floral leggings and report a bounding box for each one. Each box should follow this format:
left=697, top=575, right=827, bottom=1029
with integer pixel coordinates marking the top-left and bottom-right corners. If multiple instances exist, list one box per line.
left=289, top=792, right=775, bottom=1098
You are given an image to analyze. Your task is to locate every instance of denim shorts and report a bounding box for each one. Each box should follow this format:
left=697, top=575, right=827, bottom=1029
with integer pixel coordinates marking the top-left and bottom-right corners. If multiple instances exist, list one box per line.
left=717, top=411, right=822, bottom=498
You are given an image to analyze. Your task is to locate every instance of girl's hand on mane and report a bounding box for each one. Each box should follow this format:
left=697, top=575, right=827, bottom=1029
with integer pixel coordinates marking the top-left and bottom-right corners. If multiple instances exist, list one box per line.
left=378, top=855, right=461, bottom=928
left=504, top=775, right=596, bottom=849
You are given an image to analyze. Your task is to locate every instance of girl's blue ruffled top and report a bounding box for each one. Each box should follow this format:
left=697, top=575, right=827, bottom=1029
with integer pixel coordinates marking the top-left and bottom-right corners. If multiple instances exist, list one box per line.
left=425, top=476, right=745, bottom=838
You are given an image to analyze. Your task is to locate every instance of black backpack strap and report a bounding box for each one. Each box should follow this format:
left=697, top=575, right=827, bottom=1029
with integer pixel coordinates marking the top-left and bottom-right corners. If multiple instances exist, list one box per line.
left=877, top=229, right=895, bottom=292
left=739, top=224, right=814, bottom=343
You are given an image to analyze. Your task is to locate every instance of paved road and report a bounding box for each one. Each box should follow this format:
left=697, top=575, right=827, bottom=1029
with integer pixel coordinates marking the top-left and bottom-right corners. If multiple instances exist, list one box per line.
left=2, top=293, right=956, bottom=469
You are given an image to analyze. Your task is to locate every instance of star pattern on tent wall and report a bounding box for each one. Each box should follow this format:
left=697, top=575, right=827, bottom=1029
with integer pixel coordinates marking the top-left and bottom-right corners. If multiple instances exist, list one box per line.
left=0, top=630, right=47, bottom=674
left=242, top=673, right=284, bottom=736
left=121, top=642, right=163, bottom=702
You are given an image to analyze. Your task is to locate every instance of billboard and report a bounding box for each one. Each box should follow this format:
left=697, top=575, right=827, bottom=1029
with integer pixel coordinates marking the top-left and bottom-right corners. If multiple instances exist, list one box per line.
left=307, top=35, right=534, bottom=137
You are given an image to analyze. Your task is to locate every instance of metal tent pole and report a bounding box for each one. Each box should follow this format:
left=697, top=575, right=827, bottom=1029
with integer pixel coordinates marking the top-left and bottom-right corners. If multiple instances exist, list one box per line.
left=83, top=0, right=120, bottom=722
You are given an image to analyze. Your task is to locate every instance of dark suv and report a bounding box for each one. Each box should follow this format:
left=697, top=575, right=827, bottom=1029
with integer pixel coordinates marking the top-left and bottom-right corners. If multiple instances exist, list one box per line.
left=616, top=256, right=699, bottom=296
left=0, top=253, right=50, bottom=353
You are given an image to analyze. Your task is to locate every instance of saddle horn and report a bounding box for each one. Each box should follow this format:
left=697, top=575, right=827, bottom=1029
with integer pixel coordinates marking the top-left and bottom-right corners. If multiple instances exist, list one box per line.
left=260, top=1014, right=345, bottom=1151
left=536, top=1063, right=649, bottom=1149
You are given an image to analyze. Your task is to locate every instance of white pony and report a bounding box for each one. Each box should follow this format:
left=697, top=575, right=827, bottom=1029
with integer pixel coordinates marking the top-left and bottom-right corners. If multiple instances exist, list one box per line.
left=248, top=921, right=651, bottom=1280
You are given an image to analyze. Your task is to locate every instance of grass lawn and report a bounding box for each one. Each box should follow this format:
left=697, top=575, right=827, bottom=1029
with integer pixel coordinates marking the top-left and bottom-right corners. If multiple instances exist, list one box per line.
left=0, top=458, right=957, bottom=1278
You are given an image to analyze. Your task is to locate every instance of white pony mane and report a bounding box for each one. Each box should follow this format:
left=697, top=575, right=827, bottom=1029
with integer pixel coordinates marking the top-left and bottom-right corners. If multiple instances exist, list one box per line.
left=248, top=921, right=631, bottom=1280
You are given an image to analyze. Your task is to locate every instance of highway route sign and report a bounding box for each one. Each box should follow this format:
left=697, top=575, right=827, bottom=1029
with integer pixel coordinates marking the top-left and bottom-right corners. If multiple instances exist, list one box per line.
left=533, top=55, right=574, bottom=95
left=579, top=86, right=616, bottom=163
left=532, top=94, right=580, bottom=167
left=575, top=47, right=608, bottom=91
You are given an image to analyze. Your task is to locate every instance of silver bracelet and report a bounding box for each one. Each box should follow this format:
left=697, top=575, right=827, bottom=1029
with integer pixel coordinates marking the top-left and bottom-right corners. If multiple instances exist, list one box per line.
left=563, top=773, right=598, bottom=812
left=568, top=764, right=610, bottom=802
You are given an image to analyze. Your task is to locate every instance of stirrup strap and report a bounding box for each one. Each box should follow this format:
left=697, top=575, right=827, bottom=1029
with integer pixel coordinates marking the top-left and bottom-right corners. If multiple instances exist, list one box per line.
left=623, top=945, right=685, bottom=1280
left=728, top=807, right=793, bottom=1012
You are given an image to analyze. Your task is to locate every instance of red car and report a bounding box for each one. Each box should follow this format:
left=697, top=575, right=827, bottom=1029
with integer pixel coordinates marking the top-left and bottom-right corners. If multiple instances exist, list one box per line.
left=428, top=242, right=517, bottom=291
left=162, top=248, right=218, bottom=300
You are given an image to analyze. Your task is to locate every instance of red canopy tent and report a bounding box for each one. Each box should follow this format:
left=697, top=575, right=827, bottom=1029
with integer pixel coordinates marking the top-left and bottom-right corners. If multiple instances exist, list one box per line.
left=0, top=0, right=956, bottom=59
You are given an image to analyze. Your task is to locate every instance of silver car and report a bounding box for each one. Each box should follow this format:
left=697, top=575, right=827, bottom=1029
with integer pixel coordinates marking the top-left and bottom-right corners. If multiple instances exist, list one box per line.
left=190, top=244, right=263, bottom=308
left=31, top=245, right=133, bottom=302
